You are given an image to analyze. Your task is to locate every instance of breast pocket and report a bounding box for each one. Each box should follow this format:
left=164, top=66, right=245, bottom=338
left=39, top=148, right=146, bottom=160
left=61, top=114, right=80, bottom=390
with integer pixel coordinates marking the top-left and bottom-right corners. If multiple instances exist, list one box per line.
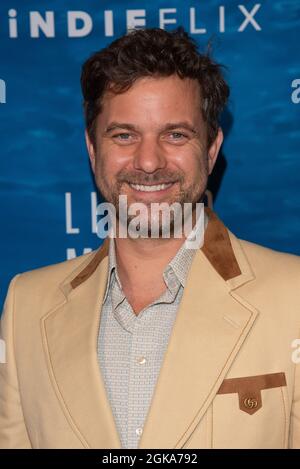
left=212, top=372, right=289, bottom=448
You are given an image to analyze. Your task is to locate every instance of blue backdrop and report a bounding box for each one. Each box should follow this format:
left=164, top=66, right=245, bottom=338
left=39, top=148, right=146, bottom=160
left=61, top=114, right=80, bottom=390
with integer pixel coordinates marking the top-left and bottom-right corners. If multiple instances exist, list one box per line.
left=0, top=0, right=299, bottom=309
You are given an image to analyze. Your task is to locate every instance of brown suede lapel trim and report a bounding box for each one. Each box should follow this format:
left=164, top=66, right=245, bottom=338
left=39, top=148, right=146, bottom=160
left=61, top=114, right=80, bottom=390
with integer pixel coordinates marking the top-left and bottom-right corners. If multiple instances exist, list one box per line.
left=217, top=372, right=287, bottom=415
left=201, top=207, right=241, bottom=281
left=70, top=238, right=109, bottom=289
left=70, top=208, right=241, bottom=290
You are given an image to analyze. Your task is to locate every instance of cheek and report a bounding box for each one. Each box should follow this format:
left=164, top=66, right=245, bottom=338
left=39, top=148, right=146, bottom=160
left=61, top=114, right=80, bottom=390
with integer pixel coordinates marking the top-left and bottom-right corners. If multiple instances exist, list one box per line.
left=96, top=143, right=132, bottom=179
left=171, top=144, right=206, bottom=181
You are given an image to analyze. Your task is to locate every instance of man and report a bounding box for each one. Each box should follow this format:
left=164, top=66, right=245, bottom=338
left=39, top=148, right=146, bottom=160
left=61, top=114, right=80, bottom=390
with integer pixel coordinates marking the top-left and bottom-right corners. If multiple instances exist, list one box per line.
left=0, top=27, right=299, bottom=449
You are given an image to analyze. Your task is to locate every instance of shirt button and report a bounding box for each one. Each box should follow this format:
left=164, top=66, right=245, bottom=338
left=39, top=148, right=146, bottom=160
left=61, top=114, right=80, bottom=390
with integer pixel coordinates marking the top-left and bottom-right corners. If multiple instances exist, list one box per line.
left=137, top=356, right=147, bottom=365
left=136, top=427, right=143, bottom=437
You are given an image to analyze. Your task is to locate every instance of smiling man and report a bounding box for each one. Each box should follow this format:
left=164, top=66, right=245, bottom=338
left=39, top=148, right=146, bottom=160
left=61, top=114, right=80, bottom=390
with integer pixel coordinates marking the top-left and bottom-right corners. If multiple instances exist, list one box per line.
left=0, top=27, right=300, bottom=449
left=84, top=69, right=223, bottom=313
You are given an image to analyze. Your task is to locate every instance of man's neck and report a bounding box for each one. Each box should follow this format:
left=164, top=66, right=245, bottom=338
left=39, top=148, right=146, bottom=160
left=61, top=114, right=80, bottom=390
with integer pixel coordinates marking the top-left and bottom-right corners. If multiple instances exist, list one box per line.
left=110, top=206, right=206, bottom=313
left=113, top=236, right=187, bottom=314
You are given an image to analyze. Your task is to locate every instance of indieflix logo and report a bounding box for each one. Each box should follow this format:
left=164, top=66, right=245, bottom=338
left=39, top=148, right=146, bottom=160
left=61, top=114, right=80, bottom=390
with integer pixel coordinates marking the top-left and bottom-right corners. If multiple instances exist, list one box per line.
left=3, top=4, right=262, bottom=38
left=0, top=339, right=6, bottom=364
left=0, top=79, right=6, bottom=104
left=96, top=196, right=205, bottom=250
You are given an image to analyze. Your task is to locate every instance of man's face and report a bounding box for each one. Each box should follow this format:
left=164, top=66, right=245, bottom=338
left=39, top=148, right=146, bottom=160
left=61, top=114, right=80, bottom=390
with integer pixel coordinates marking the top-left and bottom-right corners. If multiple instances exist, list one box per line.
left=86, top=75, right=223, bottom=232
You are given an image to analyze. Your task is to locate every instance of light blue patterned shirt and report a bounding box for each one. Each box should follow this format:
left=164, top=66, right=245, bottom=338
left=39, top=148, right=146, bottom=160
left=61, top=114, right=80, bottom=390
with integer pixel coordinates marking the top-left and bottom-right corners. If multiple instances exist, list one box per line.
left=97, top=214, right=206, bottom=448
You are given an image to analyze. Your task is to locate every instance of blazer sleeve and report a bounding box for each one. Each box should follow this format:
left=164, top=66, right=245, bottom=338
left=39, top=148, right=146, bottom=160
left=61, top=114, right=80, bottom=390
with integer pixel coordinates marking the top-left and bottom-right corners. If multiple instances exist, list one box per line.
left=290, top=331, right=300, bottom=449
left=0, top=275, right=32, bottom=449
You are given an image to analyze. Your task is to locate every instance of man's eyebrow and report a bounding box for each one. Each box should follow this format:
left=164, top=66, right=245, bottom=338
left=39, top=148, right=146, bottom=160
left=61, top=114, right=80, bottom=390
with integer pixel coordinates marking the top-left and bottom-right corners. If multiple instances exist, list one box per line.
left=105, top=121, right=198, bottom=134
left=105, top=122, right=137, bottom=133
left=163, top=122, right=197, bottom=134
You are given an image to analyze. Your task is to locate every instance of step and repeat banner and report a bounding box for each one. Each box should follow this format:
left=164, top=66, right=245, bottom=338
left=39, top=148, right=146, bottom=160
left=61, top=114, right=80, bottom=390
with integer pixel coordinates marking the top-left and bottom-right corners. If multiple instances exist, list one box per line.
left=0, top=0, right=299, bottom=308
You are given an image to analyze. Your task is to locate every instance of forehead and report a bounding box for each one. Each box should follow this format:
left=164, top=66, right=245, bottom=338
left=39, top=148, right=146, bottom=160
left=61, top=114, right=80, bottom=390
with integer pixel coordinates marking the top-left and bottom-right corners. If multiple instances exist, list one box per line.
left=98, top=75, right=203, bottom=125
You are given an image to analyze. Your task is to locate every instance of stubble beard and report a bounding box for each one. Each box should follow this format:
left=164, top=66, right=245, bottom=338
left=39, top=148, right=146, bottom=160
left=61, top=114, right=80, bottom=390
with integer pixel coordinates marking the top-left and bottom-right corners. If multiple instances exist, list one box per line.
left=95, top=161, right=208, bottom=239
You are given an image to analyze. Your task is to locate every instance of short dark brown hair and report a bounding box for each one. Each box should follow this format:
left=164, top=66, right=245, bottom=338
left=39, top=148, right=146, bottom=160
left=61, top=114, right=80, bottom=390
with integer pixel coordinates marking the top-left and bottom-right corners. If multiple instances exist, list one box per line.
left=81, top=27, right=229, bottom=148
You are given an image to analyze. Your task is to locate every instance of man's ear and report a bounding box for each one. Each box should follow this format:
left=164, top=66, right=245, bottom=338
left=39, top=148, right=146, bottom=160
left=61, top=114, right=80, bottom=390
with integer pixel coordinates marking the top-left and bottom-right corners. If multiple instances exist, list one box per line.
left=85, top=129, right=96, bottom=173
left=207, top=127, right=224, bottom=175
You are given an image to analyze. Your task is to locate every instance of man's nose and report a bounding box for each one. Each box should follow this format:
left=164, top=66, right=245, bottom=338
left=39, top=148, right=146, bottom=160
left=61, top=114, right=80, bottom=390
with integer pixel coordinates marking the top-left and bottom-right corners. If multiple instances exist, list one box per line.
left=133, top=136, right=167, bottom=173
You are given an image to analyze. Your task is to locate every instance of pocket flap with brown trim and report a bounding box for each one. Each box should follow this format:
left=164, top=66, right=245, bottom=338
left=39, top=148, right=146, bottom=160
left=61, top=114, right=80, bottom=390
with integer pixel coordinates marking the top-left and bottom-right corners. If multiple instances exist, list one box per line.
left=217, top=372, right=287, bottom=415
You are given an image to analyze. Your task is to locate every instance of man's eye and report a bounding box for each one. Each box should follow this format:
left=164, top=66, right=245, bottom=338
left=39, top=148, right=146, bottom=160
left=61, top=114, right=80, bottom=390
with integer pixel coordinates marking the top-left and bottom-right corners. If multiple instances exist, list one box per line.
left=113, top=133, right=131, bottom=140
left=167, top=132, right=188, bottom=141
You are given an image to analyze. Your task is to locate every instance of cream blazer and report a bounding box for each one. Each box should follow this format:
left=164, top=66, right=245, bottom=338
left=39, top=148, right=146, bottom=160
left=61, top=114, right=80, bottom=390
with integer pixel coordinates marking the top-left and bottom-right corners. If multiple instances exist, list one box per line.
left=0, top=209, right=300, bottom=449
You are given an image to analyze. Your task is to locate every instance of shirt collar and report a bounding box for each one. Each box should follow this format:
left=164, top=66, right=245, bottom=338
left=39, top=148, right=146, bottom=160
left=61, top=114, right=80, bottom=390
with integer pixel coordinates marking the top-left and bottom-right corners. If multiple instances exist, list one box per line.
left=164, top=208, right=208, bottom=287
left=103, top=236, right=120, bottom=304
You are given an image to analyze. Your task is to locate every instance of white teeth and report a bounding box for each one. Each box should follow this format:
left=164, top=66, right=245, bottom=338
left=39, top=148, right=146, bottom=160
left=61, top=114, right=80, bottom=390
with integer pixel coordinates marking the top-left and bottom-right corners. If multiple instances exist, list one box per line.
left=129, top=183, right=173, bottom=192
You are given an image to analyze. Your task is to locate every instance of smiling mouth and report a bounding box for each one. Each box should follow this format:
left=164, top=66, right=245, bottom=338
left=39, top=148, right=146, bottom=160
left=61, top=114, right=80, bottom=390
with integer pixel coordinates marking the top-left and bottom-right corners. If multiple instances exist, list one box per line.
left=128, top=182, right=174, bottom=192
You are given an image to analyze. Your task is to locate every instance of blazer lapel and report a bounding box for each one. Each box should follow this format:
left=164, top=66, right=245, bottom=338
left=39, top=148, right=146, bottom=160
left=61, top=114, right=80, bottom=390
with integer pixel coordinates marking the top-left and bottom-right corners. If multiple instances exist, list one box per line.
left=138, top=209, right=259, bottom=448
left=41, top=238, right=122, bottom=449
